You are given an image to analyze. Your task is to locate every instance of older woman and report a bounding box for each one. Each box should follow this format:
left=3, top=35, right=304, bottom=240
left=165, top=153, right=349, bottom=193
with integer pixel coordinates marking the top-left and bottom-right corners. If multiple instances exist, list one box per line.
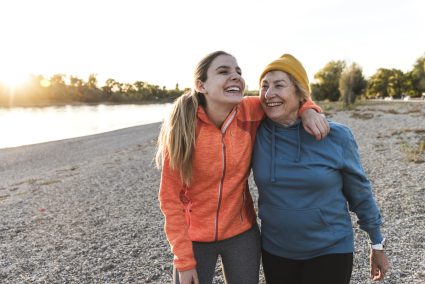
left=252, top=54, right=389, bottom=284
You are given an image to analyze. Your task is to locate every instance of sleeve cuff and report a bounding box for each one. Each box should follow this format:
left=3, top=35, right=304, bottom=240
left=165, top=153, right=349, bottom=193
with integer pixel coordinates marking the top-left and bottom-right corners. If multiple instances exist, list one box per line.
left=297, top=99, right=322, bottom=117
left=367, top=228, right=384, bottom=244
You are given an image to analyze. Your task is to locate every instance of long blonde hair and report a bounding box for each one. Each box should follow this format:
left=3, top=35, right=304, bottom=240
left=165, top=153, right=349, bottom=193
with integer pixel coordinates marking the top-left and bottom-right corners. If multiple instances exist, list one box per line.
left=156, top=51, right=231, bottom=185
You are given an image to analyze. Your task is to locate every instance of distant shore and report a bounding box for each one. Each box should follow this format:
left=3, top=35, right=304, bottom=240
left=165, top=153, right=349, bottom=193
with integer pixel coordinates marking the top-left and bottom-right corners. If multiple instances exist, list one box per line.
left=0, top=99, right=175, bottom=109
left=1, top=103, right=425, bottom=283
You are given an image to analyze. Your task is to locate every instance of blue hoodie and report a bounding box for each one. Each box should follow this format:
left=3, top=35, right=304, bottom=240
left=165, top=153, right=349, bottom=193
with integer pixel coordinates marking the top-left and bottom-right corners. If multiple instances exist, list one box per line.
left=252, top=118, right=383, bottom=260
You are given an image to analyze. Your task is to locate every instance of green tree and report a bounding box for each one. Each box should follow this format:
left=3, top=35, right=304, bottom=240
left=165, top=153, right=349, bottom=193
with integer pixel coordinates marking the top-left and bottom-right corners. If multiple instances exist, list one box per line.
left=70, top=76, right=83, bottom=88
left=133, top=81, right=151, bottom=100
left=50, top=74, right=66, bottom=86
left=402, top=71, right=417, bottom=96
left=387, top=69, right=404, bottom=98
left=366, top=68, right=408, bottom=98
left=103, top=78, right=122, bottom=93
left=410, top=54, right=425, bottom=96
left=82, top=74, right=102, bottom=102
left=366, top=68, right=392, bottom=98
left=339, top=63, right=367, bottom=106
left=86, top=74, right=98, bottom=89
left=311, top=60, right=346, bottom=101
left=48, top=74, right=68, bottom=101
left=69, top=75, right=84, bottom=101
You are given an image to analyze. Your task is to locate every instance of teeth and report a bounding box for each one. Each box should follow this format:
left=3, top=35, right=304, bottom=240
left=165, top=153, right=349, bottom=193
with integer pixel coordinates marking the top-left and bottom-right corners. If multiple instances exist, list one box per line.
left=226, top=87, right=240, bottom=92
left=267, top=102, right=282, bottom=107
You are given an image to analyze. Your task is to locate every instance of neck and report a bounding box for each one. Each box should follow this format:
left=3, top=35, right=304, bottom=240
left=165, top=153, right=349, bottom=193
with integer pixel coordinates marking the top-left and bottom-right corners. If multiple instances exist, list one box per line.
left=205, top=102, right=235, bottom=128
left=274, top=112, right=299, bottom=127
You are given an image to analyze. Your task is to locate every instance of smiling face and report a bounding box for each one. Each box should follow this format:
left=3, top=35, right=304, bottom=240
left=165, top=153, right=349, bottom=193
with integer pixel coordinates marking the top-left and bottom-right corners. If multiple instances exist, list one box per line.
left=260, top=70, right=301, bottom=125
left=196, top=54, right=245, bottom=111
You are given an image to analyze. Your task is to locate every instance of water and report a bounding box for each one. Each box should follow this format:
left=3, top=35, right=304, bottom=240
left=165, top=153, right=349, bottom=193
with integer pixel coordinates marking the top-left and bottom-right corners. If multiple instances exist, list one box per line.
left=0, top=103, right=173, bottom=149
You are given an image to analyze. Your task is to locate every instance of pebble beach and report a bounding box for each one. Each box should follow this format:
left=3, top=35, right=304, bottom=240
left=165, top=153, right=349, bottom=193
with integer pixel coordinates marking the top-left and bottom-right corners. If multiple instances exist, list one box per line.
left=1, top=101, right=424, bottom=283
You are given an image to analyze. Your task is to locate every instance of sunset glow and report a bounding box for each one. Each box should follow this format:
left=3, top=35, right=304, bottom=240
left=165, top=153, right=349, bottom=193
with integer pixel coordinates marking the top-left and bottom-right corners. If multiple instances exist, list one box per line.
left=0, top=0, right=423, bottom=90
left=0, top=71, right=30, bottom=89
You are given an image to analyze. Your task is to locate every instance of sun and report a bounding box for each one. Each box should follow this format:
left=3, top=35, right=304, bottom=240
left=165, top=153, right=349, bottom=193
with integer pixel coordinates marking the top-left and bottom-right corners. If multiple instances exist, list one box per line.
left=0, top=70, right=30, bottom=89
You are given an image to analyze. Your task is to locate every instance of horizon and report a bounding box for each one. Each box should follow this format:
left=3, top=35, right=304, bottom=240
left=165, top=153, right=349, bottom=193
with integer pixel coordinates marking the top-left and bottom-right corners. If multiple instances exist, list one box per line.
left=1, top=0, right=424, bottom=90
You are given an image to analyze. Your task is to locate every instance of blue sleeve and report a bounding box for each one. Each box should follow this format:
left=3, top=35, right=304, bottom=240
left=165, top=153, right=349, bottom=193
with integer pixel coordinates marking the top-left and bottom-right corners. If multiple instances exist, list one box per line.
left=340, top=127, right=383, bottom=244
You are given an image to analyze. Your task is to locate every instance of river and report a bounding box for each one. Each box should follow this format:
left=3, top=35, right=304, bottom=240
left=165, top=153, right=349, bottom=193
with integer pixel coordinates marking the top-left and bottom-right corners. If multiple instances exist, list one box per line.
left=0, top=103, right=173, bottom=149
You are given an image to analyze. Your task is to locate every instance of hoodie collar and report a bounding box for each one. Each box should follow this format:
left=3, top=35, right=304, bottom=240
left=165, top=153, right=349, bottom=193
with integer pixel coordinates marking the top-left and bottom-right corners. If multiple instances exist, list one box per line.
left=197, top=106, right=238, bottom=133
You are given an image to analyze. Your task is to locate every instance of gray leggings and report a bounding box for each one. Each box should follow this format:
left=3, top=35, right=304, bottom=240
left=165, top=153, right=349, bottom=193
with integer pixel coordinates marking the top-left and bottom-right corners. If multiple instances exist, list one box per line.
left=173, top=224, right=261, bottom=284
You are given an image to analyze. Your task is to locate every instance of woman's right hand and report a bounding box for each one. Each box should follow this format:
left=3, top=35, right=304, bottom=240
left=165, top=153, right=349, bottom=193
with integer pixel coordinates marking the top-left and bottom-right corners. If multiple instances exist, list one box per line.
left=179, top=269, right=199, bottom=284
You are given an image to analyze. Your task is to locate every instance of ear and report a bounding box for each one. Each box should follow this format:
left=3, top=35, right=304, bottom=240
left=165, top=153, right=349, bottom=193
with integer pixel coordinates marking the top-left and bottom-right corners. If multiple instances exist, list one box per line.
left=195, top=79, right=207, bottom=94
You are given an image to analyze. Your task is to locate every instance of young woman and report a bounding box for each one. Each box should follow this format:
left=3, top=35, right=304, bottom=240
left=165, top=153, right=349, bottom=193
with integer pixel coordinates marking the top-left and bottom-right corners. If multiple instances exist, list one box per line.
left=156, top=51, right=328, bottom=284
left=252, top=53, right=389, bottom=284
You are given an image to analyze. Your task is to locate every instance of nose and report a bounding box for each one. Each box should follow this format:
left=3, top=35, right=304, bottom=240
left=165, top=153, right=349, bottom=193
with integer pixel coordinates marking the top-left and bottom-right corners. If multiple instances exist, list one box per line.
left=230, top=72, right=241, bottom=81
left=264, top=87, right=274, bottom=100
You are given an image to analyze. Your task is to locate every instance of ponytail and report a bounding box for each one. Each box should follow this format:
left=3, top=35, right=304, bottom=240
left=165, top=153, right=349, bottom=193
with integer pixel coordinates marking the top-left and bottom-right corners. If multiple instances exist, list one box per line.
left=156, top=91, right=205, bottom=186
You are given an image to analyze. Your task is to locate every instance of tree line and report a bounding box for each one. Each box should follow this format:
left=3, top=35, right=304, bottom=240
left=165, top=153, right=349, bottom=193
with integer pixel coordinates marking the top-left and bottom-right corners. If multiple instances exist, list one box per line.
left=1, top=53, right=424, bottom=107
left=312, top=53, right=425, bottom=106
left=0, top=74, right=185, bottom=107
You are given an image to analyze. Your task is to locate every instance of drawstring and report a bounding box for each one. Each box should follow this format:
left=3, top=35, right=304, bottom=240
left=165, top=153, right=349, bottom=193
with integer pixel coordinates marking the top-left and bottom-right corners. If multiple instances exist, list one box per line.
left=271, top=123, right=276, bottom=183
left=296, top=122, right=301, bottom=162
left=269, top=120, right=301, bottom=182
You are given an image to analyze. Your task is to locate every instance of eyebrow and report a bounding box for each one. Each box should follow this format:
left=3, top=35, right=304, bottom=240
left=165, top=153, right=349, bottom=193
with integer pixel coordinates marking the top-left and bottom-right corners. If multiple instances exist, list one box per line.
left=215, top=66, right=242, bottom=72
left=265, top=79, right=288, bottom=83
left=261, top=79, right=289, bottom=85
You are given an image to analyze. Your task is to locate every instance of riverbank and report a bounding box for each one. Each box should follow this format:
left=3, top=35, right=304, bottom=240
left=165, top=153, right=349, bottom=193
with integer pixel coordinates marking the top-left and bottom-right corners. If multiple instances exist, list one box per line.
left=0, top=103, right=172, bottom=149
left=1, top=102, right=424, bottom=283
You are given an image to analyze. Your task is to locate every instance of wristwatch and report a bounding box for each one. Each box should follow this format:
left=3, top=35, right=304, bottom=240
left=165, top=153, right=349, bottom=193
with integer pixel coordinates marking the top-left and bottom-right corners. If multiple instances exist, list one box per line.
left=371, top=238, right=386, bottom=250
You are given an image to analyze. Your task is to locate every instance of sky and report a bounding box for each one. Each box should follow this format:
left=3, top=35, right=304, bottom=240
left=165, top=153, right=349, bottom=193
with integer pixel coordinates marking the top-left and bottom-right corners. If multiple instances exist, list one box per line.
left=1, top=0, right=424, bottom=90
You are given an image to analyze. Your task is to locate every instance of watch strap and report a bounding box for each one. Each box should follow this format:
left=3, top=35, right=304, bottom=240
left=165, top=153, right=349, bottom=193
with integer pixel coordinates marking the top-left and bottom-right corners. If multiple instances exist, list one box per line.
left=371, top=237, right=386, bottom=250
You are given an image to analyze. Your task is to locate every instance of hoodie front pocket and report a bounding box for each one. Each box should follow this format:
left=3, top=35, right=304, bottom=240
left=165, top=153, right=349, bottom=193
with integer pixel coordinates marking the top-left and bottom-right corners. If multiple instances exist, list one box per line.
left=259, top=204, right=337, bottom=254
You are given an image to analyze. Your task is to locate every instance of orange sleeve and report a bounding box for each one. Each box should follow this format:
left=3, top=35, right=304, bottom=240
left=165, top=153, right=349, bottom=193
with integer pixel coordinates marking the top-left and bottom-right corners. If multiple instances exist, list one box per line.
left=158, top=155, right=196, bottom=271
left=240, top=96, right=266, bottom=121
left=297, top=98, right=322, bottom=117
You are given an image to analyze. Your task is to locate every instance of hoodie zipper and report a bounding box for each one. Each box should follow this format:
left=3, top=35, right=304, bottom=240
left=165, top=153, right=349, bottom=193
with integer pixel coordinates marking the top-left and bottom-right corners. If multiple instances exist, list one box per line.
left=214, top=109, right=237, bottom=241
left=214, top=133, right=226, bottom=241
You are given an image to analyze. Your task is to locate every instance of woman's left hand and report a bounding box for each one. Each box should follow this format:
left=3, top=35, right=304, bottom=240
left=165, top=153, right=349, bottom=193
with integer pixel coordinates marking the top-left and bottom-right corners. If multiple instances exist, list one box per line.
left=300, top=109, right=330, bottom=140
left=370, top=249, right=390, bottom=281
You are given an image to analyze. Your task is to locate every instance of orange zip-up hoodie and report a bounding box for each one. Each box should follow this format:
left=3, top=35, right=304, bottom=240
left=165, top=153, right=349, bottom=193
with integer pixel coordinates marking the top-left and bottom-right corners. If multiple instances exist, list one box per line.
left=159, top=96, right=319, bottom=271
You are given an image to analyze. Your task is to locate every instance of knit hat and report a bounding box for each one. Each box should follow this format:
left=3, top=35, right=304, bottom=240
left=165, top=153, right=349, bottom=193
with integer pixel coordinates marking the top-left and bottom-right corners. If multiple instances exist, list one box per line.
left=259, top=54, right=310, bottom=93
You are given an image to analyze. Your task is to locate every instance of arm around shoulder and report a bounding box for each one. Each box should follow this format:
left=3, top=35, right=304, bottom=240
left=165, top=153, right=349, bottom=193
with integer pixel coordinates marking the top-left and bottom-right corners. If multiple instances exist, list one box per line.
left=299, top=99, right=329, bottom=140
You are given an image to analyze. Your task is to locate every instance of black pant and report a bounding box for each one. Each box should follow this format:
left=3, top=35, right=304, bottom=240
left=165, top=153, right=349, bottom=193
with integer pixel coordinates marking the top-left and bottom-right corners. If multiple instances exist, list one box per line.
left=173, top=225, right=261, bottom=284
left=262, top=249, right=353, bottom=284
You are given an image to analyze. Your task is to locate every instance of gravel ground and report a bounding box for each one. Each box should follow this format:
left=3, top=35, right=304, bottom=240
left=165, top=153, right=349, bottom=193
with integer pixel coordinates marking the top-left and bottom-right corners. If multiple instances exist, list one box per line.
left=1, top=101, right=424, bottom=283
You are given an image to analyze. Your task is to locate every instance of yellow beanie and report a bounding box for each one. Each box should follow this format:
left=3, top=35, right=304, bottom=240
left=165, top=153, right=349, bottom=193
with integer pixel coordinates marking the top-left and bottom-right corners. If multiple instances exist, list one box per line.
left=259, top=53, right=310, bottom=93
